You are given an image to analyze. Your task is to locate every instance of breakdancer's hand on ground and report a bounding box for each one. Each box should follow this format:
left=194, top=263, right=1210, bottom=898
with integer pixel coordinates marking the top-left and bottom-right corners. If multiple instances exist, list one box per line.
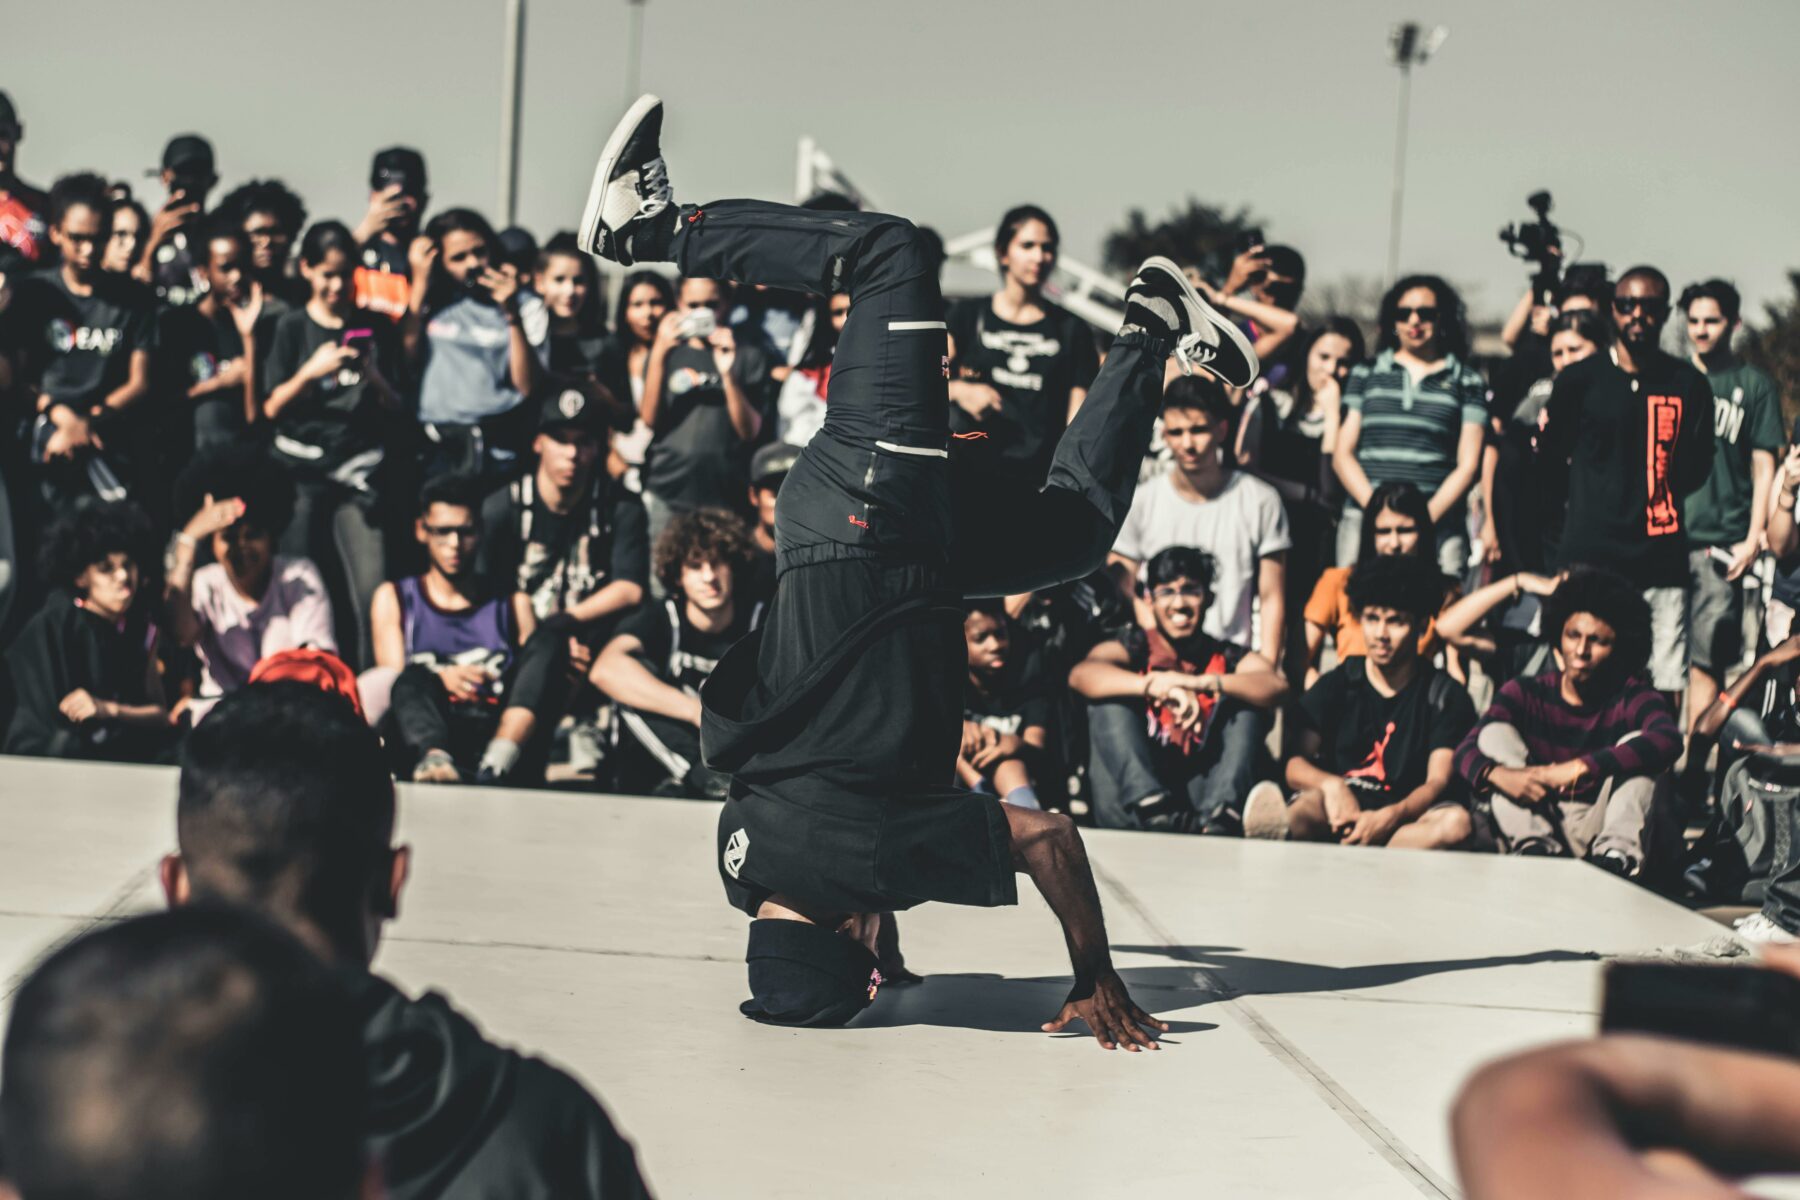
left=1043, top=971, right=1169, bottom=1051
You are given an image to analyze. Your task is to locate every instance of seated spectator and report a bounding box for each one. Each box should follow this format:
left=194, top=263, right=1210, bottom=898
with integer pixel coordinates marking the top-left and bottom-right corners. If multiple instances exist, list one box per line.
left=3, top=502, right=170, bottom=760
left=639, top=276, right=769, bottom=560
left=1071, top=547, right=1287, bottom=833
left=1247, top=555, right=1476, bottom=848
left=1332, top=274, right=1486, bottom=576
left=0, top=906, right=370, bottom=1200
left=100, top=189, right=148, bottom=275
left=8, top=171, right=155, bottom=514
left=478, top=389, right=649, bottom=774
left=155, top=214, right=285, bottom=452
left=535, top=232, right=633, bottom=432
left=262, top=219, right=403, bottom=666
left=408, top=207, right=549, bottom=478
left=161, top=682, right=651, bottom=1197
left=1433, top=567, right=1564, bottom=683
left=1302, top=481, right=1460, bottom=687
left=743, top=440, right=795, bottom=603
left=1455, top=567, right=1681, bottom=878
left=369, top=474, right=548, bottom=785
left=959, top=599, right=1055, bottom=811
left=165, top=448, right=333, bottom=723
left=592, top=508, right=764, bottom=798
left=215, top=177, right=309, bottom=305
left=1110, top=374, right=1290, bottom=665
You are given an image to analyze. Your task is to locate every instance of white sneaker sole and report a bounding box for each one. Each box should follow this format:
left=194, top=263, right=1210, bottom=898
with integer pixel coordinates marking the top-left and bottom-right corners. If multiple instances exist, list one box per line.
left=578, top=91, right=662, bottom=260
left=1241, top=783, right=1289, bottom=841
left=1137, top=254, right=1259, bottom=388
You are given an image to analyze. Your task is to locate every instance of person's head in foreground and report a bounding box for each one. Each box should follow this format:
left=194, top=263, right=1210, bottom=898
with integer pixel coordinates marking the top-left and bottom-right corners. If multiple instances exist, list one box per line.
left=162, top=681, right=403, bottom=967
left=0, top=906, right=369, bottom=1200
left=42, top=501, right=155, bottom=622
left=1611, top=265, right=1672, bottom=354
left=1139, top=546, right=1217, bottom=644
left=1346, top=554, right=1445, bottom=673
left=1541, top=567, right=1653, bottom=700
left=654, top=508, right=751, bottom=616
left=1357, top=481, right=1435, bottom=564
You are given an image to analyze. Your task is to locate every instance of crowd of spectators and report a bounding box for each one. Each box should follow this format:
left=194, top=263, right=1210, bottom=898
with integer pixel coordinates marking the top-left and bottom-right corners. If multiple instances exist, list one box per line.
left=4, top=87, right=1800, bottom=945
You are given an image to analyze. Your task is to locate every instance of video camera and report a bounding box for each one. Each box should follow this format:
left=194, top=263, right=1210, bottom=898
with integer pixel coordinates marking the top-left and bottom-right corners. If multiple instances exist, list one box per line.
left=1499, top=191, right=1562, bottom=303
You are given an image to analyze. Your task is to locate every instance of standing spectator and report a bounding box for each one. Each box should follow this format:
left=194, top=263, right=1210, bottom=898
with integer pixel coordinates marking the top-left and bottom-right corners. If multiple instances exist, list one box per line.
left=164, top=449, right=332, bottom=724
left=262, top=220, right=403, bottom=666
left=1332, top=274, right=1486, bottom=576
left=155, top=215, right=282, bottom=452
left=775, top=290, right=846, bottom=448
left=639, top=277, right=768, bottom=559
left=1072, top=546, right=1287, bottom=833
left=1456, top=568, right=1681, bottom=878
left=101, top=190, right=149, bottom=275
left=216, top=178, right=309, bottom=306
left=3, top=502, right=170, bottom=760
left=534, top=232, right=632, bottom=431
left=1768, top=442, right=1800, bottom=645
left=1247, top=555, right=1477, bottom=848
left=351, top=146, right=428, bottom=320
left=946, top=204, right=1099, bottom=492
left=591, top=508, right=763, bottom=798
left=0, top=90, right=49, bottom=267
left=406, top=208, right=549, bottom=479
left=1541, top=266, right=1713, bottom=700
left=1302, top=481, right=1459, bottom=688
left=596, top=269, right=674, bottom=483
left=958, top=599, right=1057, bottom=811
left=370, top=475, right=545, bottom=784
left=0, top=908, right=371, bottom=1200
left=1481, top=307, right=1607, bottom=575
left=1240, top=318, right=1365, bottom=667
left=1196, top=239, right=1305, bottom=381
left=134, top=134, right=217, bottom=307
left=6, top=172, right=155, bottom=512
left=1110, top=374, right=1289, bottom=664
left=1681, top=278, right=1783, bottom=723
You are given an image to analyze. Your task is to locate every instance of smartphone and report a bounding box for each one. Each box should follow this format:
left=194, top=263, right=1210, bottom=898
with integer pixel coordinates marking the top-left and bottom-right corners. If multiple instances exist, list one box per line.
left=675, top=308, right=717, bottom=341
left=1600, top=960, right=1800, bottom=1058
left=1235, top=228, right=1266, bottom=255
left=341, top=329, right=373, bottom=353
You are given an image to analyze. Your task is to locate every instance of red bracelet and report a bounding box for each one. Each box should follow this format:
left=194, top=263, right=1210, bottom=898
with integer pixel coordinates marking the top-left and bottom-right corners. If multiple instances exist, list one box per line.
left=1715, top=693, right=1738, bottom=712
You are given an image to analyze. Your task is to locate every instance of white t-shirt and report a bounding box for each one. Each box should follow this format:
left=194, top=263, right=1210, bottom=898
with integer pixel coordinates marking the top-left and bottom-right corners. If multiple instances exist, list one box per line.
left=1113, top=469, right=1291, bottom=648
left=190, top=556, right=337, bottom=718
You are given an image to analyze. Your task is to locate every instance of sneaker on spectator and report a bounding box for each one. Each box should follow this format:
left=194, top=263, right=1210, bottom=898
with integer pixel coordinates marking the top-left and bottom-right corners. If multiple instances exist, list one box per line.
left=412, top=749, right=460, bottom=785
left=1134, top=791, right=1196, bottom=833
left=1733, top=911, right=1800, bottom=945
left=1242, top=781, right=1289, bottom=841
left=1591, top=849, right=1634, bottom=879
left=566, top=719, right=605, bottom=778
left=1202, top=806, right=1243, bottom=837
left=1125, top=256, right=1258, bottom=388
left=579, top=93, right=674, bottom=266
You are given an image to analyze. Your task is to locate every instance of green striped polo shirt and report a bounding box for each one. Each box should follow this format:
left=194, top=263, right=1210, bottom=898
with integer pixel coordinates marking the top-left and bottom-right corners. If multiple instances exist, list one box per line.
left=1343, top=349, right=1489, bottom=496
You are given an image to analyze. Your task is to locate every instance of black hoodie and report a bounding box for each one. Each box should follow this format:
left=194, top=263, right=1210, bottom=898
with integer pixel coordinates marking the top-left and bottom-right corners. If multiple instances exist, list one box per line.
left=349, top=972, right=651, bottom=1200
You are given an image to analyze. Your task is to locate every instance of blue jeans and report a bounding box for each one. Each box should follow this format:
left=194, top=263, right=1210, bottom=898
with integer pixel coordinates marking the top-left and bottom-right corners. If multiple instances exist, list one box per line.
left=1086, top=698, right=1266, bottom=829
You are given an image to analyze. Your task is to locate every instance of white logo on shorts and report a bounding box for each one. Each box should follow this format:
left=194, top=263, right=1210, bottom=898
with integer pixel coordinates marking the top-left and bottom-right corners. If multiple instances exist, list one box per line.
left=723, top=829, right=749, bottom=879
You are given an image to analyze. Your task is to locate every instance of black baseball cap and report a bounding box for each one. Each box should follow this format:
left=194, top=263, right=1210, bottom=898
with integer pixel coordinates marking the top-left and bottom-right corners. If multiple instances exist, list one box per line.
left=0, top=91, right=19, bottom=132
left=160, top=134, right=215, bottom=175
left=370, top=147, right=427, bottom=196
left=536, top=387, right=605, bottom=436
left=739, top=918, right=883, bottom=1028
left=496, top=226, right=539, bottom=273
left=750, top=442, right=800, bottom=488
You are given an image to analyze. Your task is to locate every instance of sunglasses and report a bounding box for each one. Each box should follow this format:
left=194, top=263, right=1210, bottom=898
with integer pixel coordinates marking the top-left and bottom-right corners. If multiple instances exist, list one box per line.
left=1612, top=296, right=1670, bottom=317
left=424, top=523, right=478, bottom=541
left=1396, top=306, right=1439, bottom=323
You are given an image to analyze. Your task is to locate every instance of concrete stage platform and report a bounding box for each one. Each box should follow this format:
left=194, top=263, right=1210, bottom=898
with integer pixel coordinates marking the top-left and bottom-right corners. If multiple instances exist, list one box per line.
left=0, top=755, right=1783, bottom=1198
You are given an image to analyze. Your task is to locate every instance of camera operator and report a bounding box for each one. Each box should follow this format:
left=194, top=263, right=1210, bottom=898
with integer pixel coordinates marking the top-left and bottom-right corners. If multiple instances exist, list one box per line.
left=353, top=147, right=428, bottom=321
left=1191, top=233, right=1305, bottom=389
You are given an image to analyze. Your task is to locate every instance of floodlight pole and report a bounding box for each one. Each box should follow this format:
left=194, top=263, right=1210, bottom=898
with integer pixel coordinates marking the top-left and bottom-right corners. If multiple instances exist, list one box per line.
left=1386, top=58, right=1412, bottom=287
left=624, top=0, right=648, bottom=105
left=498, top=0, right=526, bottom=227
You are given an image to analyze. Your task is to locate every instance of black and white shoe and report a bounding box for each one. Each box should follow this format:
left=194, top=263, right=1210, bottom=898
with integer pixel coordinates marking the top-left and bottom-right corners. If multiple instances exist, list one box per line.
left=1123, top=256, right=1258, bottom=388
left=578, top=92, right=675, bottom=266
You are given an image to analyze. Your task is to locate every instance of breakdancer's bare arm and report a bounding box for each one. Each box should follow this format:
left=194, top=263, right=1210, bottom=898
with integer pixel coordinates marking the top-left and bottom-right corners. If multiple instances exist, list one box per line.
left=1004, top=804, right=1168, bottom=1051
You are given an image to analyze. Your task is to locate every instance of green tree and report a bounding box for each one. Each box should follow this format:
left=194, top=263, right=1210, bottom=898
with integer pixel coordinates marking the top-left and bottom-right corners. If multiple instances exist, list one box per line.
left=1101, top=198, right=1265, bottom=284
left=1745, top=271, right=1800, bottom=428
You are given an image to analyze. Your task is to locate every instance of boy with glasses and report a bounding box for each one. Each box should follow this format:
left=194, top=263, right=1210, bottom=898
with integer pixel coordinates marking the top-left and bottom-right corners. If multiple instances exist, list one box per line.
left=1541, top=266, right=1714, bottom=702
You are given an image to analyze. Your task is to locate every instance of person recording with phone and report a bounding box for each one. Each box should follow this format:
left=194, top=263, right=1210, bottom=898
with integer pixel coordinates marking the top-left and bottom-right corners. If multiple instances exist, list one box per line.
left=133, top=134, right=217, bottom=307
left=352, top=146, right=428, bottom=320
left=404, top=208, right=549, bottom=481
left=1192, top=232, right=1304, bottom=385
left=262, top=220, right=402, bottom=666
left=638, top=276, right=769, bottom=573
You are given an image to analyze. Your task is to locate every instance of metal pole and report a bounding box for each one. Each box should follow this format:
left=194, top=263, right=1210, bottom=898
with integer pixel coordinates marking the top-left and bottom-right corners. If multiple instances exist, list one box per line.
left=624, top=0, right=646, bottom=106
left=1385, top=61, right=1411, bottom=287
left=498, top=0, right=525, bottom=227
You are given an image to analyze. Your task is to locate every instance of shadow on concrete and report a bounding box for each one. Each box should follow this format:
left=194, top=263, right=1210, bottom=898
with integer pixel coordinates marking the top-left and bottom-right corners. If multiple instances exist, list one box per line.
left=855, top=971, right=1219, bottom=1038
left=1109, top=944, right=1599, bottom=1002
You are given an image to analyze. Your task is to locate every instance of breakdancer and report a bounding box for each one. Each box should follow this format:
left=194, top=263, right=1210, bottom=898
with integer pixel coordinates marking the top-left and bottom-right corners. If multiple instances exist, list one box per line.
left=580, top=95, right=1257, bottom=1050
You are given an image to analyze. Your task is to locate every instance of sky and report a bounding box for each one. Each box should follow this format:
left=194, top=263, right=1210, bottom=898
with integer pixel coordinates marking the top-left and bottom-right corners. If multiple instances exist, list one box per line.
left=7, top=0, right=1799, bottom=321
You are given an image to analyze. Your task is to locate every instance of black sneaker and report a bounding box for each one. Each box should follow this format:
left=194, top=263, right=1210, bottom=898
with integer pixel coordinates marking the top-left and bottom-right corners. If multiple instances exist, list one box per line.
left=1591, top=849, right=1635, bottom=879
left=1123, top=256, right=1259, bottom=388
left=578, top=93, right=675, bottom=266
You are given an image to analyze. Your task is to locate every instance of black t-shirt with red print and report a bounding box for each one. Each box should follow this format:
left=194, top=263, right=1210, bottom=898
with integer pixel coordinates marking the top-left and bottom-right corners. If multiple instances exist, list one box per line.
left=1292, top=659, right=1474, bottom=805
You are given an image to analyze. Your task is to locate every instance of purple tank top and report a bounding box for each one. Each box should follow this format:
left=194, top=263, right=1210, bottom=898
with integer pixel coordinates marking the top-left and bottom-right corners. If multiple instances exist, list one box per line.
left=398, top=576, right=514, bottom=678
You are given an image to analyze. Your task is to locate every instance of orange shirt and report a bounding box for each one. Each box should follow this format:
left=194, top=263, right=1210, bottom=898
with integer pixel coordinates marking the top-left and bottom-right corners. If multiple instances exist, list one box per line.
left=1303, top=565, right=1453, bottom=660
